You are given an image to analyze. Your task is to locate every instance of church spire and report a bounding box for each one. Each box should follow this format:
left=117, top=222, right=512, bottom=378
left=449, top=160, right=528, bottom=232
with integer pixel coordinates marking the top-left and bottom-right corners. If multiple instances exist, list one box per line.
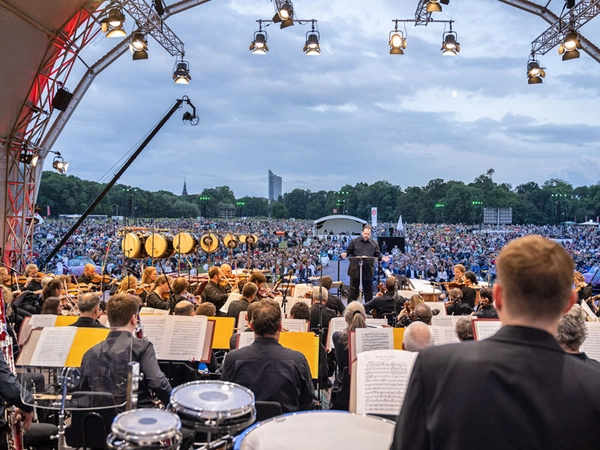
left=182, top=178, right=188, bottom=196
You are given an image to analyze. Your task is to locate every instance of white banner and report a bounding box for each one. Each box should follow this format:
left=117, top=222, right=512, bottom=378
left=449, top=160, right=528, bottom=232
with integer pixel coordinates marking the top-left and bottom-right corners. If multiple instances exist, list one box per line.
left=371, top=207, right=377, bottom=227
left=396, top=214, right=403, bottom=231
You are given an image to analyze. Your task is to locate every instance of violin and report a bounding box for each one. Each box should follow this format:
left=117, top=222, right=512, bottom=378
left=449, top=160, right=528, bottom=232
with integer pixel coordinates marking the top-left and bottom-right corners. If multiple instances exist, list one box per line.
left=377, top=282, right=387, bottom=295
left=92, top=274, right=118, bottom=285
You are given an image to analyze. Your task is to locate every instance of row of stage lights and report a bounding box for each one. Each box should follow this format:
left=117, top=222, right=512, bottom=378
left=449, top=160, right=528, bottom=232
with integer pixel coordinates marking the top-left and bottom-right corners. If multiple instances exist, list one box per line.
left=416, top=0, right=589, bottom=85
left=249, top=1, right=321, bottom=55
left=100, top=2, right=191, bottom=84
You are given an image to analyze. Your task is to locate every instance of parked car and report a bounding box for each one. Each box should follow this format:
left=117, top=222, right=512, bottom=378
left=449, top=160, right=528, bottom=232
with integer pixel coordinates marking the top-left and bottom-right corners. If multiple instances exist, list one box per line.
left=66, top=257, right=98, bottom=277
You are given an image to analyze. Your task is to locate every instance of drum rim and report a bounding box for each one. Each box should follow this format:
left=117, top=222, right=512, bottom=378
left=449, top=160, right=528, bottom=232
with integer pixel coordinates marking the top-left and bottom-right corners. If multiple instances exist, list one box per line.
left=233, top=411, right=395, bottom=449
left=122, top=232, right=149, bottom=259
left=110, top=409, right=182, bottom=443
left=169, top=380, right=255, bottom=420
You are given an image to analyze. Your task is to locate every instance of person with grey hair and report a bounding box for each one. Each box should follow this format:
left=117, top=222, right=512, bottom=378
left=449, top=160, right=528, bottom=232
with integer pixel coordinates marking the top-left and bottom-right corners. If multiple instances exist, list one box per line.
left=174, top=300, right=195, bottom=316
left=557, top=304, right=600, bottom=367
left=455, top=317, right=474, bottom=342
left=309, top=286, right=336, bottom=338
left=70, top=293, right=106, bottom=328
left=402, top=321, right=435, bottom=352
left=414, top=304, right=433, bottom=325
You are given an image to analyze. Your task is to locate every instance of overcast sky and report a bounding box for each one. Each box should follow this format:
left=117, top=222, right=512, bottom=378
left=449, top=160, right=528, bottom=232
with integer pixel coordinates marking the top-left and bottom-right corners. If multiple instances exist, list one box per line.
left=51, top=0, right=600, bottom=198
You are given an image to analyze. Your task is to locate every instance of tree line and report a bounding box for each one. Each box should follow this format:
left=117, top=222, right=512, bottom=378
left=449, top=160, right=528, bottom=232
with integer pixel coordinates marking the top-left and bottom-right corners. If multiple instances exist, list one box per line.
left=37, top=170, right=600, bottom=225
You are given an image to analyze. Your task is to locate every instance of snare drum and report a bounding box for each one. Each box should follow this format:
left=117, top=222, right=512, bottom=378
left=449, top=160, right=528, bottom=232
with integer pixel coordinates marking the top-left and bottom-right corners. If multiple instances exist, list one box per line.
left=145, top=234, right=175, bottom=259
left=234, top=411, right=394, bottom=450
left=107, top=409, right=182, bottom=450
left=173, top=232, right=199, bottom=255
left=168, top=381, right=255, bottom=434
left=122, top=232, right=150, bottom=259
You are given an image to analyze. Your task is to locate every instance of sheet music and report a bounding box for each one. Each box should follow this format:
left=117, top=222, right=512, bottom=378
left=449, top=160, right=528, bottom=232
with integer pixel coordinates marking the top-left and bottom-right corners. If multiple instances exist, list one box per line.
left=30, top=327, right=77, bottom=367
left=430, top=325, right=460, bottom=345
left=431, top=316, right=467, bottom=327
left=355, top=328, right=394, bottom=355
left=293, top=284, right=313, bottom=299
left=327, top=317, right=347, bottom=351
left=236, top=331, right=255, bottom=349
left=237, top=311, right=248, bottom=330
left=424, top=301, right=446, bottom=316
left=140, top=307, right=168, bottom=316
left=220, top=292, right=242, bottom=314
left=365, top=318, right=387, bottom=327
left=281, top=319, right=308, bottom=332
left=167, top=316, right=208, bottom=361
left=581, top=323, right=600, bottom=361
left=140, top=315, right=208, bottom=361
left=28, top=315, right=58, bottom=328
left=581, top=301, right=599, bottom=322
left=473, top=319, right=502, bottom=341
left=356, top=349, right=418, bottom=415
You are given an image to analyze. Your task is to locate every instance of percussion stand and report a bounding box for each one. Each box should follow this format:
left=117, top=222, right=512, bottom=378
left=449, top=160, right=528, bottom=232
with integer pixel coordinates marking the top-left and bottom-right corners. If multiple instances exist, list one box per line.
left=358, top=258, right=364, bottom=303
left=280, top=270, right=294, bottom=316
left=314, top=290, right=326, bottom=410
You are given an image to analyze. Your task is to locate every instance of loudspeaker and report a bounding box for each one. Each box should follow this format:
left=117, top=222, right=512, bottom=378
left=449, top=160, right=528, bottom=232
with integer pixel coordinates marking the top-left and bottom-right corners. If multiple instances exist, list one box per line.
left=52, top=88, right=73, bottom=111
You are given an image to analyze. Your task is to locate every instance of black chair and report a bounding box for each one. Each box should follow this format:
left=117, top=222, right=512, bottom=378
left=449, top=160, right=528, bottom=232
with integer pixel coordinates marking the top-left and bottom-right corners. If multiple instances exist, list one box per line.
left=255, top=401, right=282, bottom=422
left=65, top=392, right=117, bottom=450
left=330, top=367, right=351, bottom=411
left=159, top=361, right=200, bottom=387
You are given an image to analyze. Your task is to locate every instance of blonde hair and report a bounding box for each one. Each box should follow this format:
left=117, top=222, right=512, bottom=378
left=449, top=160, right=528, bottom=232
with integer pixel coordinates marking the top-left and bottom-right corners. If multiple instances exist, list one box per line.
left=339, top=301, right=367, bottom=349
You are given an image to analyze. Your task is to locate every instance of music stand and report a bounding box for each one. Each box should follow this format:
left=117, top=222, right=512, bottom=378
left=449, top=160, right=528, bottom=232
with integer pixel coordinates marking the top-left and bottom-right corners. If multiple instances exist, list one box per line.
left=348, top=256, right=377, bottom=303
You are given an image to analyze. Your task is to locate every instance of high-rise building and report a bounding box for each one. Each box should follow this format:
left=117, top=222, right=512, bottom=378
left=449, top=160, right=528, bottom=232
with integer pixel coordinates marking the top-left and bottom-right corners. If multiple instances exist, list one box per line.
left=268, top=170, right=282, bottom=202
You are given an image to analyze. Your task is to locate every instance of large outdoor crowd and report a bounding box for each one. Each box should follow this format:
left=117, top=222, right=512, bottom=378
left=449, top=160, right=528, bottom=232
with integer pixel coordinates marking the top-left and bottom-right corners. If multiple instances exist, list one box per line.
left=29, top=218, right=600, bottom=283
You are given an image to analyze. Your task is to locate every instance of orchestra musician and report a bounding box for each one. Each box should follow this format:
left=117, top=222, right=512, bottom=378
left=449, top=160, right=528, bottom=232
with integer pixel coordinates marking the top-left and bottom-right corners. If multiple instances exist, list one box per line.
left=69, top=293, right=107, bottom=328
left=76, top=264, right=97, bottom=285
left=139, top=267, right=158, bottom=303
left=250, top=272, right=270, bottom=300
left=202, top=267, right=229, bottom=312
left=171, top=277, right=193, bottom=305
left=145, top=275, right=171, bottom=310
left=574, top=271, right=592, bottom=303
left=117, top=275, right=139, bottom=295
left=219, top=263, right=237, bottom=294
left=22, top=264, right=43, bottom=294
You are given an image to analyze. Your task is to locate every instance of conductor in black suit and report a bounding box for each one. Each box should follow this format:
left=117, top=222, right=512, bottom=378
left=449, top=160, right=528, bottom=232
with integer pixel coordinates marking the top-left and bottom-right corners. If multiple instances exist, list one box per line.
left=392, top=235, right=600, bottom=450
left=341, top=225, right=389, bottom=302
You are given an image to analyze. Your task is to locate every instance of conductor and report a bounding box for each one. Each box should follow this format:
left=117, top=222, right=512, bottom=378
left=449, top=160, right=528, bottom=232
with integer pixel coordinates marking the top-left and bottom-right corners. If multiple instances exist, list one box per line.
left=341, top=225, right=389, bottom=302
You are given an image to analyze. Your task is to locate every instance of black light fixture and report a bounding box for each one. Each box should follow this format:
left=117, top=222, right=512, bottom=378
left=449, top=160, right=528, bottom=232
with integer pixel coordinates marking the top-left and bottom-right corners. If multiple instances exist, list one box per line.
left=130, top=32, right=148, bottom=60
left=558, top=30, right=582, bottom=61
left=527, top=53, right=546, bottom=84
left=250, top=21, right=269, bottom=54
left=52, top=152, right=68, bottom=174
left=389, top=22, right=407, bottom=55
left=441, top=22, right=460, bottom=56
left=303, top=21, right=320, bottom=55
left=273, top=0, right=294, bottom=29
left=173, top=59, right=191, bottom=84
left=19, top=145, right=39, bottom=167
left=101, top=4, right=127, bottom=38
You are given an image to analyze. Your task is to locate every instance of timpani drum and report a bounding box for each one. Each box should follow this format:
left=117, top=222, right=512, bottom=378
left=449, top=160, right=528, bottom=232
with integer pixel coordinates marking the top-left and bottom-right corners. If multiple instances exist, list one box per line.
left=233, top=411, right=395, bottom=450
left=122, top=232, right=150, bottom=259
left=145, top=234, right=175, bottom=259
left=173, top=232, right=199, bottom=255
left=168, top=381, right=255, bottom=434
left=107, top=409, right=182, bottom=450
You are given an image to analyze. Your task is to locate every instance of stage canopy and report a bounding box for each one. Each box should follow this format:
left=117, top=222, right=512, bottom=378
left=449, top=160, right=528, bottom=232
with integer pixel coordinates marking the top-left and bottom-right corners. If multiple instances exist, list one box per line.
left=314, top=215, right=367, bottom=236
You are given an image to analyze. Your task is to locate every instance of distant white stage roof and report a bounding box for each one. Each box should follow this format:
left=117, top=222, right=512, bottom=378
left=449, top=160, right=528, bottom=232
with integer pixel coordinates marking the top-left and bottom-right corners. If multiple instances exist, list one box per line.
left=314, top=215, right=367, bottom=235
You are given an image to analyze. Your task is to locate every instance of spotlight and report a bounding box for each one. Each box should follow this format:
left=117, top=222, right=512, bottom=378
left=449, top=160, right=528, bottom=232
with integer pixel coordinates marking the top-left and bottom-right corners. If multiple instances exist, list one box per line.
left=426, top=1, right=443, bottom=12
left=101, top=5, right=127, bottom=38
left=389, top=29, right=407, bottom=55
left=173, top=59, right=191, bottom=84
left=129, top=32, right=148, bottom=60
left=52, top=153, right=68, bottom=174
left=303, top=23, right=320, bottom=55
left=558, top=31, right=581, bottom=61
left=250, top=23, right=269, bottom=54
left=19, top=148, right=38, bottom=167
left=273, top=1, right=294, bottom=29
left=441, top=30, right=460, bottom=56
left=527, top=55, right=546, bottom=84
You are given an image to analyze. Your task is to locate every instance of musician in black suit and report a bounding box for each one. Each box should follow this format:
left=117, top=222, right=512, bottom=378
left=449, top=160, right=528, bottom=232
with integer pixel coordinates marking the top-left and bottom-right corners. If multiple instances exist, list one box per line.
left=341, top=225, right=389, bottom=302
left=392, top=235, right=600, bottom=450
